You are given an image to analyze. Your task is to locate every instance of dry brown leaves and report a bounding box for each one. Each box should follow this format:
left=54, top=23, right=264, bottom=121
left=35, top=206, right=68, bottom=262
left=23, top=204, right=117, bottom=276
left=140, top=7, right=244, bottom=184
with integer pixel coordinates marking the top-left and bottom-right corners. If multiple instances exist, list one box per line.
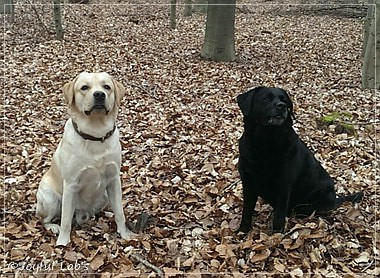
left=1, top=0, right=378, bottom=277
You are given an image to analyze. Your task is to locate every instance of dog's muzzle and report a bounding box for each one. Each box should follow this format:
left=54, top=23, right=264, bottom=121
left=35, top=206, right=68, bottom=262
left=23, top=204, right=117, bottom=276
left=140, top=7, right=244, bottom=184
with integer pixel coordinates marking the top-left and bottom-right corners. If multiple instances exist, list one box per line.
left=85, top=91, right=108, bottom=115
left=266, top=102, right=288, bottom=126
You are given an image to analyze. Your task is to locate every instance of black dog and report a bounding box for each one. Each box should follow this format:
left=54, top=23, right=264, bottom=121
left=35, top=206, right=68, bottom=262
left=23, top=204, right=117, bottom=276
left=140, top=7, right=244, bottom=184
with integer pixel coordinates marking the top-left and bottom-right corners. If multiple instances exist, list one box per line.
left=237, top=87, right=363, bottom=233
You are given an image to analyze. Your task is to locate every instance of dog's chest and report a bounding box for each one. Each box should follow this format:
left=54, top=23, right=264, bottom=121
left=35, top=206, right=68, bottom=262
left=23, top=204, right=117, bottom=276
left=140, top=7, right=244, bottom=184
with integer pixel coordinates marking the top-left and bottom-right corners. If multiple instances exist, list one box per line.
left=79, top=144, right=118, bottom=169
left=77, top=162, right=118, bottom=196
left=81, top=150, right=119, bottom=180
left=59, top=139, right=121, bottom=188
left=91, top=155, right=109, bottom=170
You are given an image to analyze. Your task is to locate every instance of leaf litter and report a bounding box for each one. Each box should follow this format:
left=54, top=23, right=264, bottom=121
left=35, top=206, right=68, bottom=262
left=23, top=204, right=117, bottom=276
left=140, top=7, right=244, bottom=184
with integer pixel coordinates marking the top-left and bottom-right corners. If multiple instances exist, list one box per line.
left=1, top=0, right=378, bottom=276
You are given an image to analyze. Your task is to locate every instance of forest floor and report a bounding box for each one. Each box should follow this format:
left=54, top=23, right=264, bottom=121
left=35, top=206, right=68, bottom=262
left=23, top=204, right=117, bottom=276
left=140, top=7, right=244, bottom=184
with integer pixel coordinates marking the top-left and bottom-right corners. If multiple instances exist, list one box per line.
left=2, top=0, right=379, bottom=277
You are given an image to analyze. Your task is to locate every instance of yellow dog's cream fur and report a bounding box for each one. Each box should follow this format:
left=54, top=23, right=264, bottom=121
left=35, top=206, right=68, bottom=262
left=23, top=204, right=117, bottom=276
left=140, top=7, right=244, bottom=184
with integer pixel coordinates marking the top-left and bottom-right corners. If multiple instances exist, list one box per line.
left=36, top=72, right=132, bottom=246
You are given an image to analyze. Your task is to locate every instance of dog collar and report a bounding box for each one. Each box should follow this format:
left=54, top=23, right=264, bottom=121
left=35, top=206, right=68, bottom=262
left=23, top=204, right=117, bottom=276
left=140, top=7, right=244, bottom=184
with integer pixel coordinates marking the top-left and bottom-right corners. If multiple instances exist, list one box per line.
left=72, top=120, right=116, bottom=143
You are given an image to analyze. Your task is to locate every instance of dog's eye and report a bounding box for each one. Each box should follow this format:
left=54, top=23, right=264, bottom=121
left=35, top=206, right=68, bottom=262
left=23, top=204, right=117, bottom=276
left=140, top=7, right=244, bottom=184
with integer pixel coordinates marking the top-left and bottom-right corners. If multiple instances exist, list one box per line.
left=263, top=96, right=271, bottom=103
left=104, top=85, right=111, bottom=90
left=81, top=85, right=89, bottom=91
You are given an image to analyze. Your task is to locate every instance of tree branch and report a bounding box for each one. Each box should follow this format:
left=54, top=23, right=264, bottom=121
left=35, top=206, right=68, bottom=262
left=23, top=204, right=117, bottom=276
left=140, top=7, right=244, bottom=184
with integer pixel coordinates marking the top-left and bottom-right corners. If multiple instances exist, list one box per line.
left=130, top=253, right=164, bottom=278
left=26, top=0, right=51, bottom=35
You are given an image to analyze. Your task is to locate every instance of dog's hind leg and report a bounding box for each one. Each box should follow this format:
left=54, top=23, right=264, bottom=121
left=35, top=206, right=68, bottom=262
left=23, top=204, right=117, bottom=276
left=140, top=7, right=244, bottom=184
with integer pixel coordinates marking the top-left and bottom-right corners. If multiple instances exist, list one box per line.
left=312, top=189, right=337, bottom=212
left=312, top=189, right=363, bottom=214
left=334, top=192, right=364, bottom=208
left=36, top=184, right=62, bottom=234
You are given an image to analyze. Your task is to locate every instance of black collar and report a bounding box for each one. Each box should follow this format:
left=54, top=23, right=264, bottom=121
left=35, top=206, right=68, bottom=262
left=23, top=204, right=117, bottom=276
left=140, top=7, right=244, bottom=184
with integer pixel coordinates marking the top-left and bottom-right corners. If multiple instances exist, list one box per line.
left=72, top=120, right=116, bottom=143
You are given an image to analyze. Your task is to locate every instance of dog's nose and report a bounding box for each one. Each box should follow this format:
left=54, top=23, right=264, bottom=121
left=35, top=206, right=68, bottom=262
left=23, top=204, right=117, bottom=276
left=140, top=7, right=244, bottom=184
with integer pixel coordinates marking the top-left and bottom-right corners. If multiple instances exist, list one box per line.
left=276, top=102, right=286, bottom=110
left=93, top=91, right=106, bottom=100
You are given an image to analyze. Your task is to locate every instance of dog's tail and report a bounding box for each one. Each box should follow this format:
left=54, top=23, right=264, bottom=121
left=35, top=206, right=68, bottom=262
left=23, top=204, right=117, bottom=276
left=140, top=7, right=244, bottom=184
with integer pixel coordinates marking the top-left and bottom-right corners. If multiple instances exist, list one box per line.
left=335, top=192, right=364, bottom=208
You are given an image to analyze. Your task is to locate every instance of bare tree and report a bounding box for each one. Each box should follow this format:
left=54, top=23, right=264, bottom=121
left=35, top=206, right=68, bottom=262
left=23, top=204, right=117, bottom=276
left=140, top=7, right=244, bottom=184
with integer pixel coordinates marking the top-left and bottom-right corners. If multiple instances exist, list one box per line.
left=170, top=0, right=176, bottom=29
left=183, top=0, right=192, bottom=17
left=201, top=0, right=236, bottom=62
left=53, top=0, right=64, bottom=40
left=362, top=0, right=380, bottom=89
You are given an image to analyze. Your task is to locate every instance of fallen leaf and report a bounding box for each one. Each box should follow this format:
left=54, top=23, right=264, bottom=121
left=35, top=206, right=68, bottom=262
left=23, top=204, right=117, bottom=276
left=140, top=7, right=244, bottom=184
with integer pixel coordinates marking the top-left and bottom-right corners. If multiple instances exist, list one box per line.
left=89, top=255, right=105, bottom=271
left=64, top=251, right=79, bottom=263
left=250, top=249, right=271, bottom=263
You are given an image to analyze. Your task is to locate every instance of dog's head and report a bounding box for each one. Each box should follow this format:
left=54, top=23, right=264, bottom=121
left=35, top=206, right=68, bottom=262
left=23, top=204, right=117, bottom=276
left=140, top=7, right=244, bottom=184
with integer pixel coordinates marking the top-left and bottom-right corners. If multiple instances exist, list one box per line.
left=62, top=72, right=125, bottom=117
left=237, top=87, right=294, bottom=127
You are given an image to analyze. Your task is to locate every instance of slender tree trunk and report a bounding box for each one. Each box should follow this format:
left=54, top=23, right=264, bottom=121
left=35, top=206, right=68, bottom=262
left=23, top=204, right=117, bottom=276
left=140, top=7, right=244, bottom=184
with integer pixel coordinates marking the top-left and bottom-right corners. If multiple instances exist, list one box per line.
left=183, top=0, right=192, bottom=17
left=362, top=0, right=380, bottom=89
left=170, top=0, right=176, bottom=29
left=201, top=0, right=236, bottom=62
left=53, top=0, right=64, bottom=40
left=362, top=1, right=374, bottom=58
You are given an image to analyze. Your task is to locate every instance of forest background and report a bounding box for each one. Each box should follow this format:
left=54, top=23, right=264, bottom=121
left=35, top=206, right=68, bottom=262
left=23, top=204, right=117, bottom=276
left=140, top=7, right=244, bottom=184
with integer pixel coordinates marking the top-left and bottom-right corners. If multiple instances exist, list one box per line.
left=1, top=0, right=378, bottom=276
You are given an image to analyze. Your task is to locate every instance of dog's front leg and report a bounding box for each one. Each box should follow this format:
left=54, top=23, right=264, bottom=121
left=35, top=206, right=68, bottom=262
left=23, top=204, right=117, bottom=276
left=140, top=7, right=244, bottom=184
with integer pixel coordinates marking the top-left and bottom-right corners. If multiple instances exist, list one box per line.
left=107, top=178, right=132, bottom=240
left=239, top=185, right=258, bottom=233
left=56, top=181, right=77, bottom=246
left=272, top=194, right=290, bottom=233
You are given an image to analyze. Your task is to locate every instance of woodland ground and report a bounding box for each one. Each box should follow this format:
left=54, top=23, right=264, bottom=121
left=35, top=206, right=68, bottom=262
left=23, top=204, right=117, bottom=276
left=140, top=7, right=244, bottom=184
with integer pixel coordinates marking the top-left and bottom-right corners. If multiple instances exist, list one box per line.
left=1, top=0, right=379, bottom=277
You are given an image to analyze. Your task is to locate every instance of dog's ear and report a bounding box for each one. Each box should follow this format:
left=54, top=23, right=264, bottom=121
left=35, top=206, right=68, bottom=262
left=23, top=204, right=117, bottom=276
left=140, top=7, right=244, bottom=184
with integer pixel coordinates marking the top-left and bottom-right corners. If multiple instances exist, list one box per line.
left=113, top=79, right=125, bottom=107
left=237, top=87, right=260, bottom=116
left=62, top=78, right=77, bottom=106
left=281, top=89, right=295, bottom=119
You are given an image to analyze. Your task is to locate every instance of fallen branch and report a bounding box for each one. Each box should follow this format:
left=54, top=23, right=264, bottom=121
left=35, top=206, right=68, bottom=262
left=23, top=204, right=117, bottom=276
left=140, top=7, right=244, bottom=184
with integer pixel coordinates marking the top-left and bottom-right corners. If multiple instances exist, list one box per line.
left=313, top=5, right=367, bottom=12
left=337, top=119, right=380, bottom=126
left=130, top=253, right=164, bottom=278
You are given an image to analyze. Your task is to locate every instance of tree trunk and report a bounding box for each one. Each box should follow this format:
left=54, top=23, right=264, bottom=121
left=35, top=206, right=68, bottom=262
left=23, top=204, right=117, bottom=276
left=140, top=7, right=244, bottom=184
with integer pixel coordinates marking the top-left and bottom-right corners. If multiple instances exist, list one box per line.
left=1, top=0, right=14, bottom=22
left=53, top=0, right=64, bottom=40
left=201, top=0, right=236, bottom=62
left=193, top=0, right=207, bottom=14
left=362, top=0, right=380, bottom=89
left=170, top=0, right=176, bottom=29
left=183, top=0, right=192, bottom=17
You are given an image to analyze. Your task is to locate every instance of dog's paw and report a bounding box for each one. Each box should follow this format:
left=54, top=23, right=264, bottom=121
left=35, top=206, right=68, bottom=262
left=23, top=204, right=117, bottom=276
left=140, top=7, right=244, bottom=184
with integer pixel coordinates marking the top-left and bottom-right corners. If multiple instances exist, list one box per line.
left=118, top=227, right=135, bottom=240
left=352, top=192, right=364, bottom=203
left=238, top=224, right=251, bottom=234
left=56, top=234, right=70, bottom=246
left=75, top=211, right=90, bottom=225
left=44, top=223, right=61, bottom=235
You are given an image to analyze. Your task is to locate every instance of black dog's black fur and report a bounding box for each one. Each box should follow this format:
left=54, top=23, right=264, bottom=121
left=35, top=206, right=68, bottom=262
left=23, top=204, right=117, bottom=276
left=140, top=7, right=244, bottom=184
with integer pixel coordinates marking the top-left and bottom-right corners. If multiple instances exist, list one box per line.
left=237, top=87, right=363, bottom=233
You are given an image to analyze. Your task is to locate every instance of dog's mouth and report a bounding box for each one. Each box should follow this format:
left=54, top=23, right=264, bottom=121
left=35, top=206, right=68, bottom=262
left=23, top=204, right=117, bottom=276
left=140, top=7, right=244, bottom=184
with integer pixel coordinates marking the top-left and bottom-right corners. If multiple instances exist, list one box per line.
left=266, top=115, right=285, bottom=125
left=84, top=105, right=109, bottom=116
left=266, top=112, right=288, bottom=126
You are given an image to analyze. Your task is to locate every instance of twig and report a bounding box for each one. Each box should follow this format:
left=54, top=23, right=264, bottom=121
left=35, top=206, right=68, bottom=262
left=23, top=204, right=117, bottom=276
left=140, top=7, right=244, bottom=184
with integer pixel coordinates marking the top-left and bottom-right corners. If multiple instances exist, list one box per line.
left=126, top=82, right=157, bottom=98
left=26, top=0, right=51, bottom=35
left=130, top=253, right=164, bottom=278
left=361, top=259, right=374, bottom=272
left=223, top=179, right=240, bottom=191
